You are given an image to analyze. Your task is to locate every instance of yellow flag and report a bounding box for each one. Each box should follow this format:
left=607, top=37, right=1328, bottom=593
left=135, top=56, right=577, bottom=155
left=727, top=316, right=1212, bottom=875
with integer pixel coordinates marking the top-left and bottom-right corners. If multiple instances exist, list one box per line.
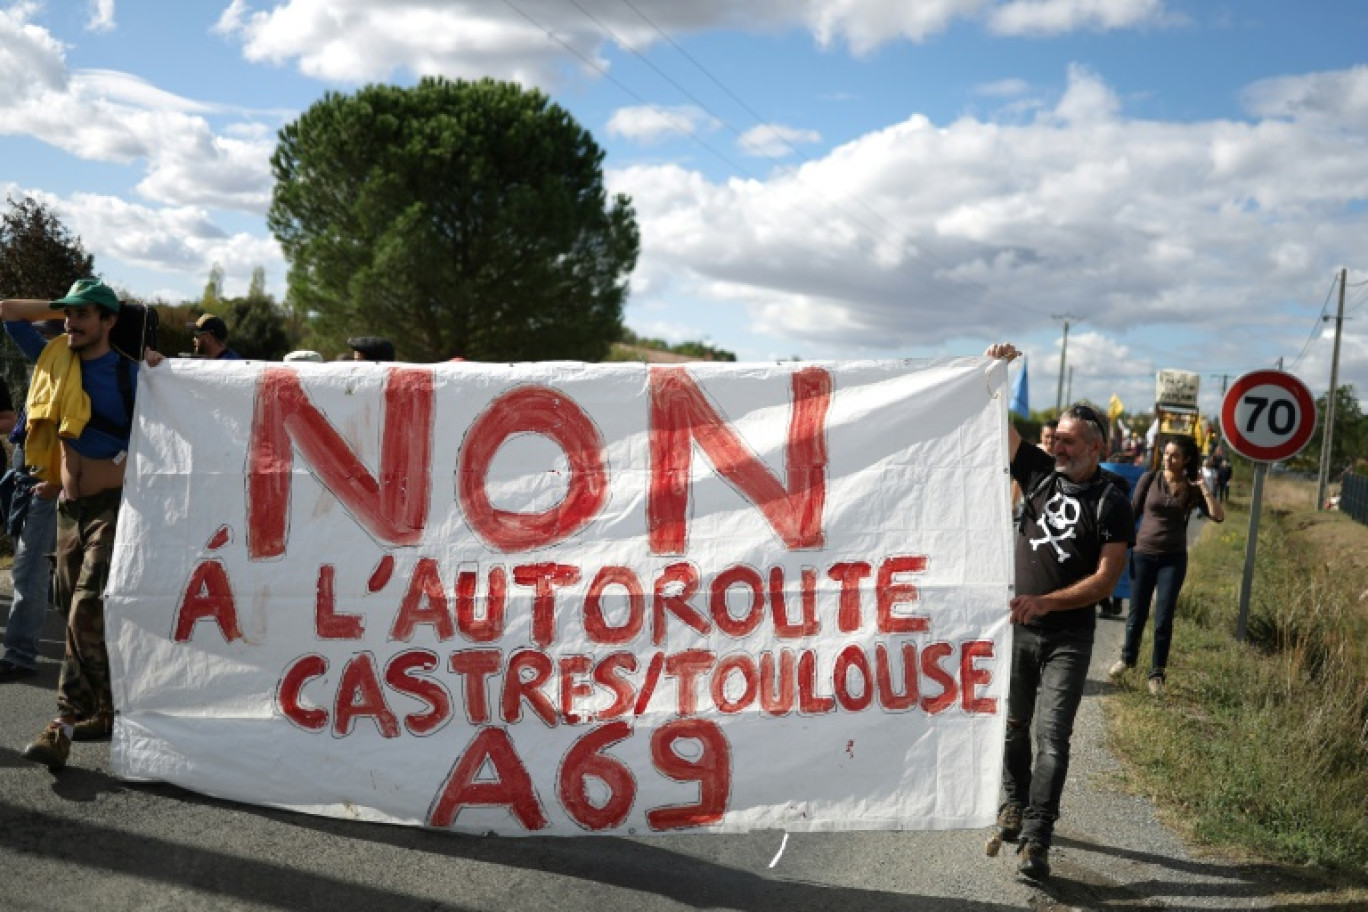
left=1195, top=418, right=1208, bottom=453
left=1108, top=393, right=1124, bottom=421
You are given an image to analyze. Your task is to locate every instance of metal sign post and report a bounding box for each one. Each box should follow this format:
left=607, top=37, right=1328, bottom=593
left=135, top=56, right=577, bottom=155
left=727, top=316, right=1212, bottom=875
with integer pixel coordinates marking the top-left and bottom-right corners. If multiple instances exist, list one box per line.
left=1235, top=462, right=1266, bottom=642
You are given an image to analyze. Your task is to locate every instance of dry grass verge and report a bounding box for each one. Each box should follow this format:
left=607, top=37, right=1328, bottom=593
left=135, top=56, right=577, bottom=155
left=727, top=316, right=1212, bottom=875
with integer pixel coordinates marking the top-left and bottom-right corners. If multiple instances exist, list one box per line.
left=1106, top=475, right=1368, bottom=902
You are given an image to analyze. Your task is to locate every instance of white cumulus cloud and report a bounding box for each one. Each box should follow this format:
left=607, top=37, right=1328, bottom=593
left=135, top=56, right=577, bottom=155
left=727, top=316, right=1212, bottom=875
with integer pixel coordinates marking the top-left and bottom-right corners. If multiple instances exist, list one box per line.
left=607, top=105, right=718, bottom=145
left=0, top=6, right=275, bottom=212
left=211, top=0, right=1176, bottom=85
left=87, top=0, right=115, bottom=33
left=610, top=60, right=1368, bottom=400
left=989, top=0, right=1169, bottom=37
left=737, top=124, right=822, bottom=158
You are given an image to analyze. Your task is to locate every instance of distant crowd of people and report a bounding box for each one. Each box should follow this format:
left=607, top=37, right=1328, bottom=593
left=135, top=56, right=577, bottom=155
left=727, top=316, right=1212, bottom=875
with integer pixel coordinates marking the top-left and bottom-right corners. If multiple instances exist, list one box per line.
left=186, top=310, right=397, bottom=364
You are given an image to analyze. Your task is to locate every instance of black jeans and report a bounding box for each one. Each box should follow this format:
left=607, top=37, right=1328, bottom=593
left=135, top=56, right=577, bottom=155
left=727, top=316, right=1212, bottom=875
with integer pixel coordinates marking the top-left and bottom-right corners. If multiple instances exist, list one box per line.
left=1002, top=623, right=1094, bottom=845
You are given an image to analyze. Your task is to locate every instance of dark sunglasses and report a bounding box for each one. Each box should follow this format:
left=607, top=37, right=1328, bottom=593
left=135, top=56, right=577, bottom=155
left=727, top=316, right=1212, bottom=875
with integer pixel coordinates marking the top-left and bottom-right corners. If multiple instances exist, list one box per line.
left=1064, top=404, right=1108, bottom=441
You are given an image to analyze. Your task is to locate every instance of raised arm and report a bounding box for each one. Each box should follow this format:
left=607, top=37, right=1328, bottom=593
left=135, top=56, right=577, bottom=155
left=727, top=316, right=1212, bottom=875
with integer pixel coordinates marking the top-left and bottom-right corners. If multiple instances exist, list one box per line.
left=0, top=299, right=58, bottom=322
left=985, top=342, right=1023, bottom=461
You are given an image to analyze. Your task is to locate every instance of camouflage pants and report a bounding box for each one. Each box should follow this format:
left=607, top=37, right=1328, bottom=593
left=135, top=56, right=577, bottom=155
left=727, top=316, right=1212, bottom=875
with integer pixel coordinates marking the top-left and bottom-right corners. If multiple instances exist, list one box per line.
left=54, top=488, right=122, bottom=721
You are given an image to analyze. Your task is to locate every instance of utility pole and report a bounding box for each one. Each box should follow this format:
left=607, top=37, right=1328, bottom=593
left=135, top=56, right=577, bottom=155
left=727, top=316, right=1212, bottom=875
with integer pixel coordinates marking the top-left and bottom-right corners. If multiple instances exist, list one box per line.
left=1052, top=314, right=1081, bottom=413
left=1316, top=268, right=1347, bottom=510
left=1209, top=373, right=1231, bottom=453
left=1066, top=366, right=1074, bottom=405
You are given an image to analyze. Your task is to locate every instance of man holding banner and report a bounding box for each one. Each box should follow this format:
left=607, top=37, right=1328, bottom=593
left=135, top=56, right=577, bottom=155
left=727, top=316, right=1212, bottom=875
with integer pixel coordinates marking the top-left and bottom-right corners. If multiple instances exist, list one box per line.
left=1, top=280, right=161, bottom=771
left=986, top=343, right=1134, bottom=879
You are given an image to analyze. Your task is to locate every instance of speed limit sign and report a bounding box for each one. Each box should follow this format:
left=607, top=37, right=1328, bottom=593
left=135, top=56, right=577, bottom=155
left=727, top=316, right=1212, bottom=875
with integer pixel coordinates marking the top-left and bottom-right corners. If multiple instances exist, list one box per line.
left=1220, top=369, right=1317, bottom=463
left=1221, top=369, right=1318, bottom=642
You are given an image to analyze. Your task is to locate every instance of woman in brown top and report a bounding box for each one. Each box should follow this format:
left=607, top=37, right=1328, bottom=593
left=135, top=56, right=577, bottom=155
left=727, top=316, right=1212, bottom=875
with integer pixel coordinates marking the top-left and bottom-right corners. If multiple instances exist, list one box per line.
left=1108, top=435, right=1224, bottom=695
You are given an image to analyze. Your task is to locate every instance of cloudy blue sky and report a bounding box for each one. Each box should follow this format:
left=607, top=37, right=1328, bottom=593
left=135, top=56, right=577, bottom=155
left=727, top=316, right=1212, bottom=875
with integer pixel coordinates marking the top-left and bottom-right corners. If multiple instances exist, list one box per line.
left=3, top=0, right=1368, bottom=417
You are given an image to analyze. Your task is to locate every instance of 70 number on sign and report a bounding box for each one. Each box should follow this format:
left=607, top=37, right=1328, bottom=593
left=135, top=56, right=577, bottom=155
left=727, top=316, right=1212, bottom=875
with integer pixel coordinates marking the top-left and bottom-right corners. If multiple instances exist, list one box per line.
left=1220, top=370, right=1316, bottom=464
left=1240, top=393, right=1298, bottom=440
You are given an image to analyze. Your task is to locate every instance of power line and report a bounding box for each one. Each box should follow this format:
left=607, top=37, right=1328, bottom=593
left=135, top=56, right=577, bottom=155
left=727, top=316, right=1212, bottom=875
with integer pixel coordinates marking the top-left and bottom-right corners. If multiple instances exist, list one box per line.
left=1317, top=268, right=1347, bottom=509
left=498, top=0, right=757, bottom=180
left=508, top=0, right=1351, bottom=373
left=575, top=0, right=972, bottom=277
left=571, top=1, right=756, bottom=149
left=1289, top=271, right=1341, bottom=371
left=506, top=0, right=999, bottom=332
left=620, top=1, right=875, bottom=188
left=1341, top=285, right=1368, bottom=316
left=621, top=0, right=1029, bottom=298
left=623, top=0, right=780, bottom=140
left=501, top=1, right=959, bottom=304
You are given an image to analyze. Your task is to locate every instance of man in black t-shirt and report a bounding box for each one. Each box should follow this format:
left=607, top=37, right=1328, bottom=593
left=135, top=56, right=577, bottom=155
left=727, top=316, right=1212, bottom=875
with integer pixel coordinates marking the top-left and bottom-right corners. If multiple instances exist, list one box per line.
left=985, top=343, right=1134, bottom=879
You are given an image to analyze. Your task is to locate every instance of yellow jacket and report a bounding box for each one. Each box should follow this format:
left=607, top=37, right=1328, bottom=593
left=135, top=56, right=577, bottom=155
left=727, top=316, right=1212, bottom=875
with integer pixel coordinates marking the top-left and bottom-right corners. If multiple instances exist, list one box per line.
left=25, top=334, right=90, bottom=484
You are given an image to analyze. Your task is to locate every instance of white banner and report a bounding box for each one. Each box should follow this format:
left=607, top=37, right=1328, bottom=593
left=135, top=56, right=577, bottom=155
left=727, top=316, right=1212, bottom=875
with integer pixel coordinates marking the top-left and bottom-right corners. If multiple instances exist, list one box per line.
left=107, top=357, right=1014, bottom=836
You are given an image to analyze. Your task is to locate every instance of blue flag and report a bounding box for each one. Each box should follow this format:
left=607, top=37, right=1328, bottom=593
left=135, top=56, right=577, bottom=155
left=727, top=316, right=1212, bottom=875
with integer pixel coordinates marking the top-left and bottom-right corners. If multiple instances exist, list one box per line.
left=1009, top=357, right=1029, bottom=418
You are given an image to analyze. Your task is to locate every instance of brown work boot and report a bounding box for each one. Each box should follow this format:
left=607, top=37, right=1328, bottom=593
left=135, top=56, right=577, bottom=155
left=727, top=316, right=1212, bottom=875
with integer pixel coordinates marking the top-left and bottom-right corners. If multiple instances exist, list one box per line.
left=22, top=721, right=71, bottom=771
left=1017, top=838, right=1051, bottom=879
left=985, top=803, right=1023, bottom=856
left=72, top=711, right=114, bottom=742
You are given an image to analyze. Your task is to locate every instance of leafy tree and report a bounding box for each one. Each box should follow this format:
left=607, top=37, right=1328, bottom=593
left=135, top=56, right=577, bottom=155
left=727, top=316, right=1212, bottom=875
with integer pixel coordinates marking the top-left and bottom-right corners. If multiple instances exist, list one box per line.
left=0, top=196, right=95, bottom=401
left=247, top=266, right=268, bottom=302
left=1296, top=384, right=1367, bottom=475
left=222, top=265, right=296, bottom=359
left=611, top=328, right=736, bottom=361
left=672, top=341, right=736, bottom=362
left=269, top=77, right=639, bottom=363
left=222, top=296, right=295, bottom=360
left=202, top=263, right=224, bottom=309
left=157, top=301, right=200, bottom=358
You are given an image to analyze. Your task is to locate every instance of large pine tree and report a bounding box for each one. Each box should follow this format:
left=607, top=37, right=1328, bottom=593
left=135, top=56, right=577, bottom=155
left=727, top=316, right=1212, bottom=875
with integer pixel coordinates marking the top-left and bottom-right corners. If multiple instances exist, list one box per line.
left=269, top=77, right=640, bottom=363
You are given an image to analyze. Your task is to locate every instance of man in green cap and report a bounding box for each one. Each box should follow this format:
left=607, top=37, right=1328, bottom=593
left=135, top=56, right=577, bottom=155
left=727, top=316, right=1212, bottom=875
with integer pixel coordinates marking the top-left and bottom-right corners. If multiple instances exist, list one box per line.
left=1, top=278, right=161, bottom=771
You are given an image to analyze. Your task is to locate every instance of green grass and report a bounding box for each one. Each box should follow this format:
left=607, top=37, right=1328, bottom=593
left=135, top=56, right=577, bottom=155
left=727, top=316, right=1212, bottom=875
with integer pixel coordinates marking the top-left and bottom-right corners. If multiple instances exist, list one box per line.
left=1106, top=489, right=1368, bottom=879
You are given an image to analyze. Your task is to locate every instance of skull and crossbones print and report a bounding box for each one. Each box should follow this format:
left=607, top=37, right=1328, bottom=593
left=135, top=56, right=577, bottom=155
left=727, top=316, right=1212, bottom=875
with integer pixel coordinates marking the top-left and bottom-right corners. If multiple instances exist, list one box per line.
left=1029, top=490, right=1081, bottom=563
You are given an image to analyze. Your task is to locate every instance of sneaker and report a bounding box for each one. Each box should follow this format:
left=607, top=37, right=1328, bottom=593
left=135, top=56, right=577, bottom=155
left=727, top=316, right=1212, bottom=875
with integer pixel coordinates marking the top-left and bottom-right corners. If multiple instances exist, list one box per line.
left=0, top=660, right=38, bottom=682
left=1017, top=838, right=1051, bottom=879
left=72, top=711, right=114, bottom=742
left=1147, top=676, right=1165, bottom=697
left=22, top=722, right=71, bottom=772
left=985, top=803, right=1023, bottom=856
left=1108, top=660, right=1129, bottom=679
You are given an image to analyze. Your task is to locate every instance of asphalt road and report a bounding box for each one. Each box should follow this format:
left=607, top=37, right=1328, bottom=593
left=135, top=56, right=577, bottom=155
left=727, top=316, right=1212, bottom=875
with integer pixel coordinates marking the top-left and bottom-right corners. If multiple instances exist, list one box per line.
left=0, top=521, right=1325, bottom=911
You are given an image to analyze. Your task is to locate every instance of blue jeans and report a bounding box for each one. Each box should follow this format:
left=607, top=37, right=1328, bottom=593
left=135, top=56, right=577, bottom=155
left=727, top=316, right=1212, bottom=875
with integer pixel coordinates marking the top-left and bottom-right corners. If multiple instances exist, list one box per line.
left=1122, top=550, right=1188, bottom=678
left=1002, top=623, right=1094, bottom=845
left=1, top=485, right=58, bottom=671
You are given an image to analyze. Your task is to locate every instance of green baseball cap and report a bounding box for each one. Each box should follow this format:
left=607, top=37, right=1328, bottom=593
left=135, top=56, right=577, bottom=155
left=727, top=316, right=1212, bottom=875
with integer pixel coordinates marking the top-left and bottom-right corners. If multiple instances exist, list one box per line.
left=51, top=277, right=120, bottom=313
